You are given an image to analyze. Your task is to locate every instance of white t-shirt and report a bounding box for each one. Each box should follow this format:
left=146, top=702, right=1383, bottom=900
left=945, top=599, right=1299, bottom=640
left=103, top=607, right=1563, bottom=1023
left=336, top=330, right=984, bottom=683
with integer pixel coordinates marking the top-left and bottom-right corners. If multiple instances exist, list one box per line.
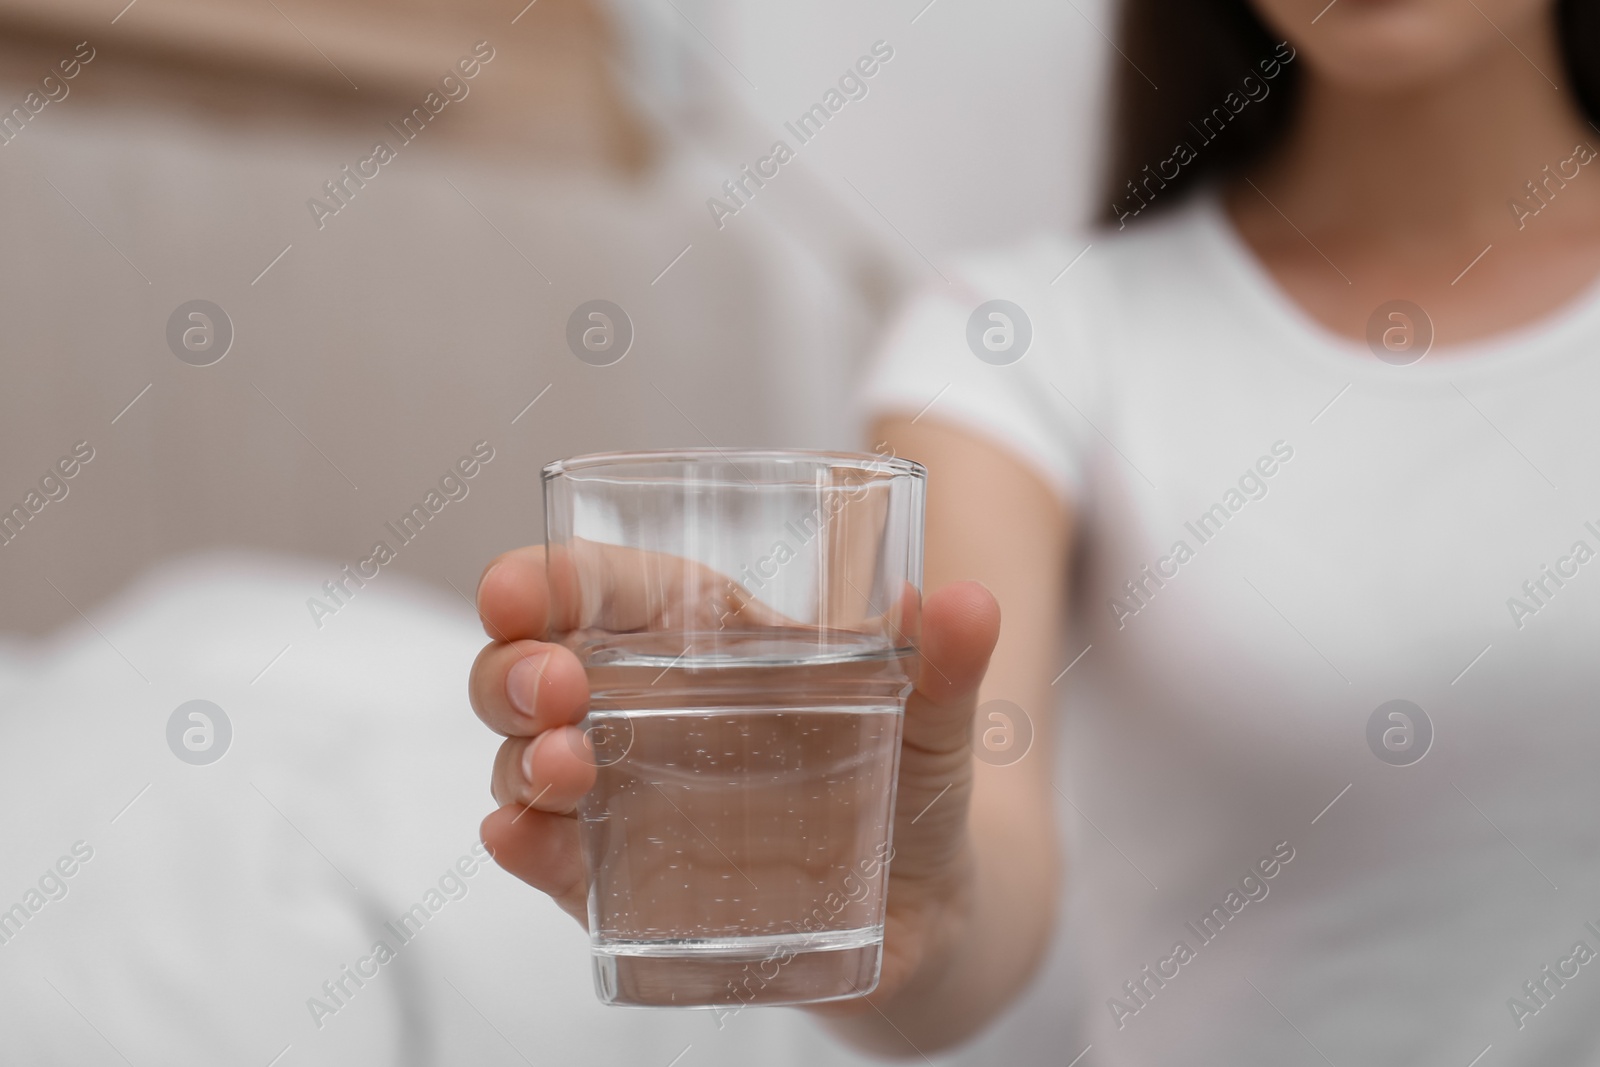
left=859, top=189, right=1600, bottom=1064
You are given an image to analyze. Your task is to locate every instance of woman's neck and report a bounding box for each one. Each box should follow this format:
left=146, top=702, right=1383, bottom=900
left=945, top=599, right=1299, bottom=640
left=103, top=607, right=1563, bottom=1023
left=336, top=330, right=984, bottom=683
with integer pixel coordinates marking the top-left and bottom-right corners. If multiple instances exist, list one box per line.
left=1225, top=6, right=1600, bottom=349
left=1247, top=9, right=1600, bottom=239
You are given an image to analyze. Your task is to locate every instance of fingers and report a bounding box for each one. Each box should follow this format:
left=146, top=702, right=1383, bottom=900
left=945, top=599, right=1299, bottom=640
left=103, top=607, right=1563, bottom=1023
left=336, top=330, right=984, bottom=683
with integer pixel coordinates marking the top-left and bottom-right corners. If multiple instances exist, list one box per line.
left=481, top=805, right=588, bottom=926
left=469, top=639, right=590, bottom=737
left=480, top=539, right=817, bottom=654
left=490, top=728, right=598, bottom=812
left=901, top=580, right=1001, bottom=758
left=477, top=545, right=553, bottom=643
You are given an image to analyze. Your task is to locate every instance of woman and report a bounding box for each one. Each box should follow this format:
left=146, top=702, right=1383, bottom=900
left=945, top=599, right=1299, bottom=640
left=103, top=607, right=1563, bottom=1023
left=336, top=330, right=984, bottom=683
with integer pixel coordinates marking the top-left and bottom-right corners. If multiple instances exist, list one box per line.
left=470, top=0, right=1600, bottom=1059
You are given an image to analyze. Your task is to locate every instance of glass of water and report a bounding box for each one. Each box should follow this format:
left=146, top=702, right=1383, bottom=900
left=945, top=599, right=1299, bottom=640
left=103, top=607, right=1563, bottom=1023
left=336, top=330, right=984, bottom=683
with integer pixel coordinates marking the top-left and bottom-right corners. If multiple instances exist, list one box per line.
left=542, top=448, right=926, bottom=1009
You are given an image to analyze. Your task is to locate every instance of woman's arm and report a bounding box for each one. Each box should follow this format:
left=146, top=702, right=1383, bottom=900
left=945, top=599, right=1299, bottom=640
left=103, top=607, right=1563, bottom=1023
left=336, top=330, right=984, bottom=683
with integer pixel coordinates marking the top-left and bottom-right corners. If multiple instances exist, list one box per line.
left=820, top=414, right=1073, bottom=1055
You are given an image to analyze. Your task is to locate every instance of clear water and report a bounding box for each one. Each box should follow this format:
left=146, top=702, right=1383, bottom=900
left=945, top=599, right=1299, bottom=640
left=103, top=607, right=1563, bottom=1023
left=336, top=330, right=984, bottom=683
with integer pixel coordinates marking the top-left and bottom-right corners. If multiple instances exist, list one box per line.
left=576, top=630, right=915, bottom=1006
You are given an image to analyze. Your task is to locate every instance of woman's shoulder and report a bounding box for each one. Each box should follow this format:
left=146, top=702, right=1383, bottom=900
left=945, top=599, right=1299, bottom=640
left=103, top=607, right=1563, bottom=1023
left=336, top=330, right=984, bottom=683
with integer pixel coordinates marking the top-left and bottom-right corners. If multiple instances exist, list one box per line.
left=861, top=196, right=1228, bottom=504
left=875, top=192, right=1228, bottom=365
left=935, top=191, right=1225, bottom=314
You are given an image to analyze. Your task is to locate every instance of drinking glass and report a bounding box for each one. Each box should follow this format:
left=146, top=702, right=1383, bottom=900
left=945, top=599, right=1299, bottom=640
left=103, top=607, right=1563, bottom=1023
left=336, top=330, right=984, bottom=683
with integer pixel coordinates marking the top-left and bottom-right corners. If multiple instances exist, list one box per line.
left=542, top=448, right=926, bottom=1008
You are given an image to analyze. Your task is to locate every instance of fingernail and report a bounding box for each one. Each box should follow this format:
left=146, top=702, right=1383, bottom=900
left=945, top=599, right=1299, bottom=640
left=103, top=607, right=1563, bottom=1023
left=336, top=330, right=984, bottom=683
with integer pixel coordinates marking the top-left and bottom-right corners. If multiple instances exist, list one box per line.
left=477, top=559, right=500, bottom=597
left=521, top=730, right=553, bottom=790
left=507, top=653, right=547, bottom=720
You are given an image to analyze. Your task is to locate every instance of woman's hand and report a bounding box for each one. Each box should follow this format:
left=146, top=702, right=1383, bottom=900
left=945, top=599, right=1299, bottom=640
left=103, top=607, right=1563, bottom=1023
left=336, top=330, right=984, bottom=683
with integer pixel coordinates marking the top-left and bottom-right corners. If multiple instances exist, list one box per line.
left=468, top=543, right=1002, bottom=1008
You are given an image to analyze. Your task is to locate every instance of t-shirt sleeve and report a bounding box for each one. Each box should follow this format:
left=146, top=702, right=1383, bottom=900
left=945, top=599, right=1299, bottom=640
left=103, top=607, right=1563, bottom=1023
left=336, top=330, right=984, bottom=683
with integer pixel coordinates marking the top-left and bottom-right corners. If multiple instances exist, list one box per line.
left=854, top=256, right=1090, bottom=507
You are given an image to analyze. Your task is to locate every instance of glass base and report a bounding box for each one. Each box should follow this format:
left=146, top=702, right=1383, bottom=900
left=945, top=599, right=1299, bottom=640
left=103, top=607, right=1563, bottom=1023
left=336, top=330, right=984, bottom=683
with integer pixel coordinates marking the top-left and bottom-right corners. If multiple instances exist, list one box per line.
left=592, top=933, right=882, bottom=1008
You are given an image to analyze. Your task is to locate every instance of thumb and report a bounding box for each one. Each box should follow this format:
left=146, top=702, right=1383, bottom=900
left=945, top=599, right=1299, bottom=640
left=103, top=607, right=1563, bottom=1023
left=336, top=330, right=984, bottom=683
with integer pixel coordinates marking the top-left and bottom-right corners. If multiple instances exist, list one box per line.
left=891, top=581, right=1000, bottom=882
left=902, top=580, right=1001, bottom=757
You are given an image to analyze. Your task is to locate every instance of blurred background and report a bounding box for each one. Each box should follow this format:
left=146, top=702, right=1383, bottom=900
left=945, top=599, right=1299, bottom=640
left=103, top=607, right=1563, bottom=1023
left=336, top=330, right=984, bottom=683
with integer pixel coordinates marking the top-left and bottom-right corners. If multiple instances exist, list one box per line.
left=0, top=0, right=1106, bottom=1062
left=0, top=0, right=1108, bottom=633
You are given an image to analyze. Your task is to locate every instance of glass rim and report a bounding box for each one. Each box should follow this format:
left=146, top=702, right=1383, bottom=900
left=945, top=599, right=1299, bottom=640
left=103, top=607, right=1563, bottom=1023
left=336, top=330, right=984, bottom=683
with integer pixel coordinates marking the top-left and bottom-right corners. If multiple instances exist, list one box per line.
left=541, top=447, right=926, bottom=482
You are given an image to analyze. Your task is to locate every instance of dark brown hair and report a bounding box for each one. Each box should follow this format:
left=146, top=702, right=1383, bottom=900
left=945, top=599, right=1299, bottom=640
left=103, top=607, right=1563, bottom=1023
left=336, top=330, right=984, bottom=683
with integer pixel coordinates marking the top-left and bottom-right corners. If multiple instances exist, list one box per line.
left=1101, top=0, right=1600, bottom=226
